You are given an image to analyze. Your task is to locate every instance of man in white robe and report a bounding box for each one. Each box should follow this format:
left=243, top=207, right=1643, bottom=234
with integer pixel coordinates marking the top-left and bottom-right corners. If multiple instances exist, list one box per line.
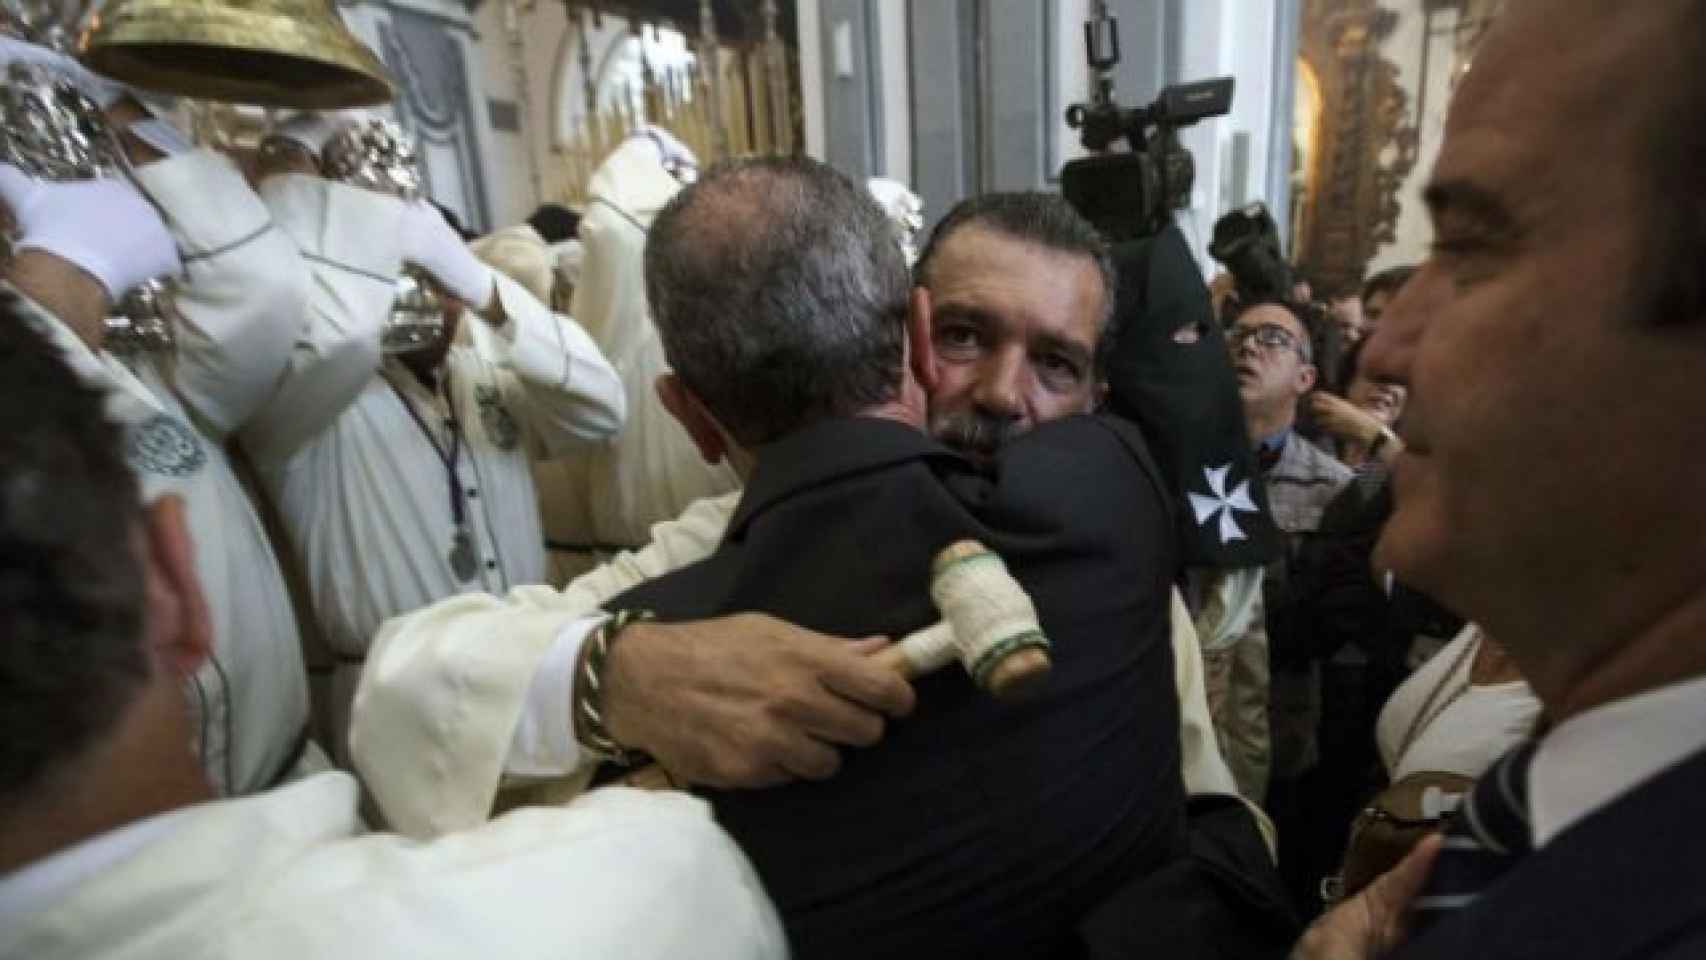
left=0, top=303, right=784, bottom=960
left=0, top=42, right=322, bottom=794
left=533, top=134, right=740, bottom=583
left=240, top=123, right=626, bottom=762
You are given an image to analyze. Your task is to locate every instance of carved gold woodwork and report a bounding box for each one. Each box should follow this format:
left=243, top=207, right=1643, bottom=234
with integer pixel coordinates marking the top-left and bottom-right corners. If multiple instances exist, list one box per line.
left=542, top=0, right=802, bottom=207
left=1291, top=0, right=1418, bottom=297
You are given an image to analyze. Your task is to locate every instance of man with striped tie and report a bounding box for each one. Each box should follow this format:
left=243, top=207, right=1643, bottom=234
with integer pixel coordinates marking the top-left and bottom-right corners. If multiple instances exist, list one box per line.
left=1293, top=1, right=1706, bottom=958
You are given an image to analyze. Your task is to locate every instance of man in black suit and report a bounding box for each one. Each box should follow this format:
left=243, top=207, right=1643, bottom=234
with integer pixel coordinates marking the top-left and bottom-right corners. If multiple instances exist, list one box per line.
left=1296, top=1, right=1706, bottom=957
left=583, top=156, right=1187, bottom=958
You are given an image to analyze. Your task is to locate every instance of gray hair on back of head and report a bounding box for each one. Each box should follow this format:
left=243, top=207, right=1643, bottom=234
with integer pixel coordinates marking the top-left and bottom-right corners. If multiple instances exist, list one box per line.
left=643, top=155, right=912, bottom=446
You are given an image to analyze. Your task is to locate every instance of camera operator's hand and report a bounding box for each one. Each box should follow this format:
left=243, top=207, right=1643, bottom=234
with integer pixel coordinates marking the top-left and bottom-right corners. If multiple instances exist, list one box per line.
left=1310, top=392, right=1388, bottom=449
left=0, top=164, right=181, bottom=302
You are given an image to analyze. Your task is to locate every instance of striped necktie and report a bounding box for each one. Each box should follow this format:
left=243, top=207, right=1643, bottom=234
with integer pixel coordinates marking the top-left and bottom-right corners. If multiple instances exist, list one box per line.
left=1409, top=740, right=1540, bottom=933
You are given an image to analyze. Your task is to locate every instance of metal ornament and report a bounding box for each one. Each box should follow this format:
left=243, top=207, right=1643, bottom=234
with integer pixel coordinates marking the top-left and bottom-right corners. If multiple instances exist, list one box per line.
left=105, top=277, right=179, bottom=353
left=383, top=269, right=447, bottom=355
left=449, top=527, right=477, bottom=581
left=0, top=61, right=123, bottom=180
left=0, top=61, right=181, bottom=347
left=1, top=0, right=95, bottom=54
left=320, top=119, right=448, bottom=356
left=320, top=117, right=423, bottom=201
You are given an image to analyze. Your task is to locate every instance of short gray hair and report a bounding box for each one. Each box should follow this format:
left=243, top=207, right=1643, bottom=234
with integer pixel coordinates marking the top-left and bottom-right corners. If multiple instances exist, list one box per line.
left=914, top=191, right=1119, bottom=372
left=644, top=156, right=911, bottom=446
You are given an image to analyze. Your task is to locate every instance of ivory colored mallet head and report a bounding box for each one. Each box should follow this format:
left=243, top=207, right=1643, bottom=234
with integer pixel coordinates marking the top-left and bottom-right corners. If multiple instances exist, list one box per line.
left=875, top=540, right=1053, bottom=698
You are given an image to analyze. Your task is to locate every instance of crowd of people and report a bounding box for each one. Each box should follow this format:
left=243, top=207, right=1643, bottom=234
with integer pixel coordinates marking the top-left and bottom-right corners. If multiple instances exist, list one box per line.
left=3, top=0, right=1706, bottom=957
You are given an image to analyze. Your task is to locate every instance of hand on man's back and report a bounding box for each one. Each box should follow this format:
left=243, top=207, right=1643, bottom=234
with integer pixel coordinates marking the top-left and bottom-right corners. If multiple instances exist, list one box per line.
left=603, top=613, right=917, bottom=788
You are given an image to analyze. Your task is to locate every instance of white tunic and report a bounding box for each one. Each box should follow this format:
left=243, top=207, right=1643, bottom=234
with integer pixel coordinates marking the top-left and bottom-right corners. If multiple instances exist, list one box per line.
left=0, top=774, right=786, bottom=960
left=15, top=149, right=317, bottom=796
left=1375, top=626, right=1541, bottom=782
left=535, top=138, right=739, bottom=568
left=243, top=175, right=625, bottom=757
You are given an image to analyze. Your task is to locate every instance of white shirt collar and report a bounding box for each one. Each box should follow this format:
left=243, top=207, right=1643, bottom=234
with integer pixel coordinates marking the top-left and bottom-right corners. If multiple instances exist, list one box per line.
left=1529, top=672, right=1706, bottom=847
left=0, top=807, right=193, bottom=931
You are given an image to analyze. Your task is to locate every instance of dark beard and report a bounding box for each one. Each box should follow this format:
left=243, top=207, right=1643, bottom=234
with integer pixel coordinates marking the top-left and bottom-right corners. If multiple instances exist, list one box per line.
left=931, top=409, right=1017, bottom=461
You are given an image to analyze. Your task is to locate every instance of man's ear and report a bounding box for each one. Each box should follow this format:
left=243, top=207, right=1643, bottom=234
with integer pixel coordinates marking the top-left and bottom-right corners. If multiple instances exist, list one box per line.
left=1296, top=363, right=1319, bottom=395
left=907, top=286, right=940, bottom=394
left=656, top=373, right=730, bottom=466
left=141, top=495, right=212, bottom=679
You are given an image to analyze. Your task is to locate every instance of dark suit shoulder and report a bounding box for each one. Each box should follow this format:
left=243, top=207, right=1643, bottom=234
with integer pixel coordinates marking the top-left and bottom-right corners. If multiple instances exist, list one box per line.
left=999, top=414, right=1169, bottom=505
left=986, top=414, right=1175, bottom=562
left=1394, top=746, right=1706, bottom=960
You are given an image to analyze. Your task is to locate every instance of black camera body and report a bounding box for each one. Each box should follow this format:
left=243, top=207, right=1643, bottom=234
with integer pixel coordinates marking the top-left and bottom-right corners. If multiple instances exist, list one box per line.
left=1209, top=201, right=1294, bottom=306
left=1060, top=12, right=1233, bottom=243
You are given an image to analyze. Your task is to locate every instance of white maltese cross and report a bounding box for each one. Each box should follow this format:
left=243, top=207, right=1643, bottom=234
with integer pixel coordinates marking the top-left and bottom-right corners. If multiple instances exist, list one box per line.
left=1188, top=464, right=1258, bottom=544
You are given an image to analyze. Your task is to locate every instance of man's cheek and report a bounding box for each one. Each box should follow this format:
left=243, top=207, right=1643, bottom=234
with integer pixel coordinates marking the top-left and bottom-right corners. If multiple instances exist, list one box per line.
left=929, top=366, right=972, bottom=406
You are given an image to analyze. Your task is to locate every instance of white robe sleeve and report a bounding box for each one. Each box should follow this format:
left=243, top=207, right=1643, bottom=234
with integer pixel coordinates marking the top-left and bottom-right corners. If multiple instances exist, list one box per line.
left=240, top=782, right=790, bottom=960
left=566, top=490, right=738, bottom=604
left=465, top=270, right=626, bottom=457
left=502, top=491, right=741, bottom=776
left=351, top=492, right=738, bottom=838
left=130, top=149, right=307, bottom=439
left=352, top=583, right=599, bottom=838
left=241, top=175, right=407, bottom=466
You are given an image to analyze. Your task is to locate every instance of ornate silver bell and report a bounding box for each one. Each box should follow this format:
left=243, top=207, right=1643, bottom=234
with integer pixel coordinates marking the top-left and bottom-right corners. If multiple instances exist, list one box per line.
left=0, top=58, right=181, bottom=351
left=320, top=117, right=445, bottom=355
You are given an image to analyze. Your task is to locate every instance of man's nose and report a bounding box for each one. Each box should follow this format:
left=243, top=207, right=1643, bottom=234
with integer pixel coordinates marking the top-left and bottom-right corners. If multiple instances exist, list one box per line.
left=1362, top=272, right=1429, bottom=387
left=1232, top=332, right=1260, bottom=362
left=973, top=350, right=1027, bottom=421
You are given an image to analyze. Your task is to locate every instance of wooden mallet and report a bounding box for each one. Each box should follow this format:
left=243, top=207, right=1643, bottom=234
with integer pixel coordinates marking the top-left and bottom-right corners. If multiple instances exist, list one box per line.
left=623, top=539, right=1051, bottom=789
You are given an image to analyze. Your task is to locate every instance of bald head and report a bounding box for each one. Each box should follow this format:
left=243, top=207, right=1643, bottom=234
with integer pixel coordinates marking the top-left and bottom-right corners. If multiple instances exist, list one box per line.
left=1456, top=0, right=1706, bottom=322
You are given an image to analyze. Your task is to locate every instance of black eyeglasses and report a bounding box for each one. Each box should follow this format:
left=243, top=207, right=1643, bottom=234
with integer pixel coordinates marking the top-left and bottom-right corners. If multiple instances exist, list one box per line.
left=1231, top=323, right=1310, bottom=361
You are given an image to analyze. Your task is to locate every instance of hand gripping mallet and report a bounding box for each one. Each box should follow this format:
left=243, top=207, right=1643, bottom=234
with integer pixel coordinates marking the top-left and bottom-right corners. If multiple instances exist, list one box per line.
left=624, top=539, right=1051, bottom=789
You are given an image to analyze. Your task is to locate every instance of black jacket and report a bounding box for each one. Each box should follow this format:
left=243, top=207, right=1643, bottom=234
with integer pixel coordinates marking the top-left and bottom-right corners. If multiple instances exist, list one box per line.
left=610, top=414, right=1186, bottom=960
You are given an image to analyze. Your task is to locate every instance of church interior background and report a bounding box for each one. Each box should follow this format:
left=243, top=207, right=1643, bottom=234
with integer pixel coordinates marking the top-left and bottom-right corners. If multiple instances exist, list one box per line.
left=251, top=0, right=1505, bottom=287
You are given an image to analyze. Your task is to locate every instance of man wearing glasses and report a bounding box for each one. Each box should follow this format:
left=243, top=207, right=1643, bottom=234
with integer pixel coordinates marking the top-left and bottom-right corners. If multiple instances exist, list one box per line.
left=1213, top=302, right=1353, bottom=842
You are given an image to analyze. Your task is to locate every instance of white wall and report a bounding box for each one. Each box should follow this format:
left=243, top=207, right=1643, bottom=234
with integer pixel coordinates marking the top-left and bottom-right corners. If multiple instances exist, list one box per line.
left=875, top=0, right=911, bottom=180
left=1172, top=0, right=1279, bottom=275
left=1053, top=0, right=1092, bottom=178
left=468, top=0, right=569, bottom=228
left=798, top=0, right=827, bottom=158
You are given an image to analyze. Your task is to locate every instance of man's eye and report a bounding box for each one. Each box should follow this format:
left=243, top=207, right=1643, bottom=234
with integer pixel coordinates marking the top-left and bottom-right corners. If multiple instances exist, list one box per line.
left=1037, top=354, right=1083, bottom=383
left=938, top=325, right=980, bottom=349
left=1429, top=239, right=1499, bottom=287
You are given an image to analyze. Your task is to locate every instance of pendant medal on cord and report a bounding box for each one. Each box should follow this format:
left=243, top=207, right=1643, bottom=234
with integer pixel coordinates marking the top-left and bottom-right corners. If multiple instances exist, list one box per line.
left=449, top=527, right=478, bottom=581
left=390, top=370, right=480, bottom=583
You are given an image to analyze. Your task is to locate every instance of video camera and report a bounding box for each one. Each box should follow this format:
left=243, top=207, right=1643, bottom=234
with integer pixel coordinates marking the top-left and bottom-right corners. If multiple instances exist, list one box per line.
left=1061, top=6, right=1233, bottom=243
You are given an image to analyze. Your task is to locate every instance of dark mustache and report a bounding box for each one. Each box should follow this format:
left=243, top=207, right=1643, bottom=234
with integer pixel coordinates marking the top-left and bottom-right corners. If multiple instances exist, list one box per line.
left=933, top=410, right=1017, bottom=458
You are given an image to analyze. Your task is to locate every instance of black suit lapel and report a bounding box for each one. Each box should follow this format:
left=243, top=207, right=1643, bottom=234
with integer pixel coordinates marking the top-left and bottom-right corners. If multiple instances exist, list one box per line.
left=1394, top=746, right=1706, bottom=960
left=726, top=417, right=965, bottom=539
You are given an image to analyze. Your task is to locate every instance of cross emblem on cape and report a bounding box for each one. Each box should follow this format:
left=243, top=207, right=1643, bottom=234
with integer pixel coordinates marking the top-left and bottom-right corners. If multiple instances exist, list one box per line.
left=1188, top=463, right=1258, bottom=544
